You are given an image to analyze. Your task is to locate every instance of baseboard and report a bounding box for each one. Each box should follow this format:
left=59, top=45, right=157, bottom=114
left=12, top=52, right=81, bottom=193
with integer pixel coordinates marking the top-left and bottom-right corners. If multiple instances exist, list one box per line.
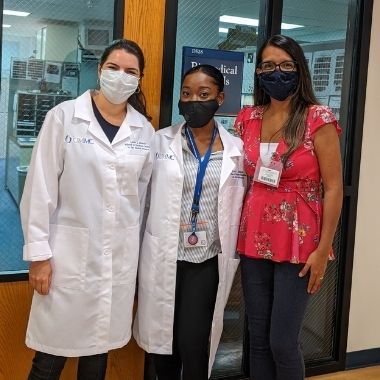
left=346, top=347, right=380, bottom=369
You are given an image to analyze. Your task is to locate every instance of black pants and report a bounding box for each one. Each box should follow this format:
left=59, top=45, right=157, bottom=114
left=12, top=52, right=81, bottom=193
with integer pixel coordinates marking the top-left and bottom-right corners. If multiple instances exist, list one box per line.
left=241, top=256, right=310, bottom=380
left=28, top=351, right=108, bottom=380
left=152, top=255, right=219, bottom=380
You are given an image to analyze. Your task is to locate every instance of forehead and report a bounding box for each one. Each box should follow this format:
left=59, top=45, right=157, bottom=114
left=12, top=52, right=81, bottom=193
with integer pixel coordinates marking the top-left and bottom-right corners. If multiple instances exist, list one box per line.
left=182, top=71, right=218, bottom=88
left=104, top=49, right=140, bottom=69
left=261, top=45, right=293, bottom=62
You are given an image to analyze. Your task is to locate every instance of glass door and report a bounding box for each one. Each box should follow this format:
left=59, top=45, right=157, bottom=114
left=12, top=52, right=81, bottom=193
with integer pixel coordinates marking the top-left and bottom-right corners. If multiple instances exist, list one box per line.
left=0, top=0, right=119, bottom=277
left=159, top=0, right=372, bottom=377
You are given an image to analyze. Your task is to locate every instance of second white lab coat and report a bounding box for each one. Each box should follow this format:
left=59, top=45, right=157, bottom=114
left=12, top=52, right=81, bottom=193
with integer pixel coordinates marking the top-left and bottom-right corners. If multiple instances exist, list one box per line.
left=133, top=122, right=246, bottom=376
left=20, top=90, right=154, bottom=356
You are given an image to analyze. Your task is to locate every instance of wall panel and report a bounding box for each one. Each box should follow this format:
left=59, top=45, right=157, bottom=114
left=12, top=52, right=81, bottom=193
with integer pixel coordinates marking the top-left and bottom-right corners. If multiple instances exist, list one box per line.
left=123, top=0, right=166, bottom=127
left=0, top=282, right=144, bottom=379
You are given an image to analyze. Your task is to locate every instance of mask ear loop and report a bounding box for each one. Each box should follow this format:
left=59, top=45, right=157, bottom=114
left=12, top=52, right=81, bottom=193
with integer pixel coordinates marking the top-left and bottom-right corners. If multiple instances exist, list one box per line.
left=135, top=86, right=141, bottom=94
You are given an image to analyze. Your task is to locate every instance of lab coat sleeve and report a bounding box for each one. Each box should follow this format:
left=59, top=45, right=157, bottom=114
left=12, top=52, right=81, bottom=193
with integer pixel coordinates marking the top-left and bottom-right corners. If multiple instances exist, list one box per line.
left=138, top=131, right=155, bottom=226
left=20, top=109, right=65, bottom=261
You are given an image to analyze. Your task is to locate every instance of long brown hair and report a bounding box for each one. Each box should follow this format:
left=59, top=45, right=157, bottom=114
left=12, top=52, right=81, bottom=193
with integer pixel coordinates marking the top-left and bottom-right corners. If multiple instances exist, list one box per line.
left=100, top=39, right=151, bottom=121
left=254, top=35, right=319, bottom=163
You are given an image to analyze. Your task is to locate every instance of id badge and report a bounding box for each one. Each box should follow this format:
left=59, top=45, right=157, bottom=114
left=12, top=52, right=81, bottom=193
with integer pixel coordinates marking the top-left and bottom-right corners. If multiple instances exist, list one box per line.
left=184, top=231, right=207, bottom=248
left=253, top=157, right=283, bottom=187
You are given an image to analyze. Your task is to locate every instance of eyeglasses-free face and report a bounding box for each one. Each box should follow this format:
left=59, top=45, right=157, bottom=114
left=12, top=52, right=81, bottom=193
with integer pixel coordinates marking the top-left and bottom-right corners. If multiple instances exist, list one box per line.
left=257, top=60, right=297, bottom=73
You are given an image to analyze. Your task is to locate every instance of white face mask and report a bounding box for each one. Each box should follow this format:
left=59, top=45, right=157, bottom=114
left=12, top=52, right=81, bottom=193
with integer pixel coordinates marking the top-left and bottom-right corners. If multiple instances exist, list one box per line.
left=99, top=69, right=139, bottom=105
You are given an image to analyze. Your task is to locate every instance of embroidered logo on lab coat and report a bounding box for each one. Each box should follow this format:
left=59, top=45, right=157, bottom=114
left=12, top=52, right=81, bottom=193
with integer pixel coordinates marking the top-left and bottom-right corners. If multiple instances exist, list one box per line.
left=65, top=135, right=94, bottom=144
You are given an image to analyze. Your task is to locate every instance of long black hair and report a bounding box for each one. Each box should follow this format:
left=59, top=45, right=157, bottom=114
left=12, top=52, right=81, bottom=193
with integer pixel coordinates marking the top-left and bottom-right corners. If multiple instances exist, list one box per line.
left=182, top=64, right=225, bottom=93
left=100, top=39, right=151, bottom=121
left=254, top=35, right=319, bottom=163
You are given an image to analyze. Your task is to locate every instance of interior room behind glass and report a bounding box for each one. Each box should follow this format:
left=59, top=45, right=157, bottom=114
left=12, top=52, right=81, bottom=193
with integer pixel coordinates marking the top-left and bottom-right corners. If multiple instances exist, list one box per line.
left=0, top=0, right=116, bottom=273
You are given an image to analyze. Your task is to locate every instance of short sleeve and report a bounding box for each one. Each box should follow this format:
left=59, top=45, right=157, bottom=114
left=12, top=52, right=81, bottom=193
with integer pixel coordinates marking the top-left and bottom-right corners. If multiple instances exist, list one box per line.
left=308, top=105, right=342, bottom=138
left=233, top=107, right=249, bottom=139
left=233, top=106, right=262, bottom=139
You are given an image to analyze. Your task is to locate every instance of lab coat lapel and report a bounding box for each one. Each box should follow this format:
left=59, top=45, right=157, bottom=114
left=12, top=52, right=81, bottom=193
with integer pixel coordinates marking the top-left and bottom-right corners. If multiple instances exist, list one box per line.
left=164, top=123, right=184, bottom=173
left=218, top=124, right=241, bottom=190
left=74, top=91, right=114, bottom=148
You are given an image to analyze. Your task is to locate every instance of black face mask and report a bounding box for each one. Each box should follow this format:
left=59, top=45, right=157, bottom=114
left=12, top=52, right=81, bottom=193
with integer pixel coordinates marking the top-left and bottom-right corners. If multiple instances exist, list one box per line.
left=178, top=99, right=219, bottom=128
left=258, top=71, right=299, bottom=101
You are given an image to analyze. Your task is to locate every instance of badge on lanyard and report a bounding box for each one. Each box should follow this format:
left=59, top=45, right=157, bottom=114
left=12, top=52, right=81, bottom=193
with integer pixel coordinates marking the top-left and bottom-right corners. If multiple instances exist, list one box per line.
left=253, top=156, right=283, bottom=187
left=184, top=125, right=218, bottom=248
left=184, top=231, right=207, bottom=248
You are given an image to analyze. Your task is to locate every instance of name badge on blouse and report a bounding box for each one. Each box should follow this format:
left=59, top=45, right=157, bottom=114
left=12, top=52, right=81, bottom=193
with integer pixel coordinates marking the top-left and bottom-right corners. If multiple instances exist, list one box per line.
left=184, top=231, right=207, bottom=248
left=253, top=157, right=283, bottom=187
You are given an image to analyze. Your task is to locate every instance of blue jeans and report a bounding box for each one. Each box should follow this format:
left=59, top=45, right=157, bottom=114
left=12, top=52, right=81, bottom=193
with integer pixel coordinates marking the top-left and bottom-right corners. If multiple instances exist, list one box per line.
left=28, top=351, right=108, bottom=380
left=241, top=256, right=310, bottom=380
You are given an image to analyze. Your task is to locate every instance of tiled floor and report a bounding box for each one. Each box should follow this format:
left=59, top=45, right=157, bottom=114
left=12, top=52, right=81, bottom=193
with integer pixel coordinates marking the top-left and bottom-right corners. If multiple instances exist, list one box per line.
left=308, top=366, right=380, bottom=379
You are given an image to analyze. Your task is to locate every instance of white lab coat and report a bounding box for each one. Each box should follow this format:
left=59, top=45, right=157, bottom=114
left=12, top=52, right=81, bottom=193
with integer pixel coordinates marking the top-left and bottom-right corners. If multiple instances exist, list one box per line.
left=133, top=122, right=246, bottom=376
left=20, top=90, right=154, bottom=357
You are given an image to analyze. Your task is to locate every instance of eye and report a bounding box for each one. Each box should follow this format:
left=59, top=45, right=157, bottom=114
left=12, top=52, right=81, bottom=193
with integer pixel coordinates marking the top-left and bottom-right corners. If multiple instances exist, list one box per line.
left=260, top=62, right=275, bottom=72
left=104, top=63, right=119, bottom=70
left=125, top=70, right=140, bottom=77
left=200, top=92, right=210, bottom=98
left=181, top=90, right=190, bottom=97
left=280, top=61, right=296, bottom=71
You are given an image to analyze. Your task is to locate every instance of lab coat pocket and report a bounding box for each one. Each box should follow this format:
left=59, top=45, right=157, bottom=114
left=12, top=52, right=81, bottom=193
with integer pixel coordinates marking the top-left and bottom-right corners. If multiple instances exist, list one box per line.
left=118, top=154, right=146, bottom=196
left=49, top=224, right=89, bottom=290
left=138, top=230, right=161, bottom=289
left=114, top=224, right=140, bottom=285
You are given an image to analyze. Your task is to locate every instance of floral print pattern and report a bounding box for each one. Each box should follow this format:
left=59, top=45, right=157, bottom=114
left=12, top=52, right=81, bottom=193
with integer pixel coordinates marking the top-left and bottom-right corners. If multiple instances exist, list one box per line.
left=234, top=105, right=341, bottom=264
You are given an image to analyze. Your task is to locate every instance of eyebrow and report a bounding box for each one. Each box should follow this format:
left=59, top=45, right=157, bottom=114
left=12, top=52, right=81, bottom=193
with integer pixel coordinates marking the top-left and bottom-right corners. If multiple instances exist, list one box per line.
left=182, top=85, right=212, bottom=89
left=105, top=62, right=139, bottom=71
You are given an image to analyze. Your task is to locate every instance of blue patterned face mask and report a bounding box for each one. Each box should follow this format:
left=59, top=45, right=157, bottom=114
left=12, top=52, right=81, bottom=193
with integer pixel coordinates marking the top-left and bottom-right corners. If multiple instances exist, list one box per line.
left=258, top=71, right=299, bottom=101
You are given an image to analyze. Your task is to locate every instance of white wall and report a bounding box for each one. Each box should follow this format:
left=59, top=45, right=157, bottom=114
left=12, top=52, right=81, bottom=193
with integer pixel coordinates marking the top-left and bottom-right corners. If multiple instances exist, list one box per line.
left=347, top=0, right=380, bottom=352
left=42, top=24, right=78, bottom=62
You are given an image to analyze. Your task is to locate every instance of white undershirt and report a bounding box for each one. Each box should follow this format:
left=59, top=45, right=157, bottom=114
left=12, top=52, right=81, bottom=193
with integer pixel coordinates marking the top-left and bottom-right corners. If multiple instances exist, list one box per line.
left=260, top=143, right=279, bottom=166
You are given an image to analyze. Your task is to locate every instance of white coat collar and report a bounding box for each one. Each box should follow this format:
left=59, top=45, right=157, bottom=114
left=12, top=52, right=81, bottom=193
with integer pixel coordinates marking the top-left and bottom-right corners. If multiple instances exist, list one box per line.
left=73, top=90, right=144, bottom=148
left=160, top=120, right=242, bottom=187
left=160, top=120, right=241, bottom=155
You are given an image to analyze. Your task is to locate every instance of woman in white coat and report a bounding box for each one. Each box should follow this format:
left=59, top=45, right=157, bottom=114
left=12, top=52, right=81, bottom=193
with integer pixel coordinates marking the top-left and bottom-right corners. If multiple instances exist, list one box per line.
left=133, top=64, right=246, bottom=379
left=20, top=39, right=154, bottom=380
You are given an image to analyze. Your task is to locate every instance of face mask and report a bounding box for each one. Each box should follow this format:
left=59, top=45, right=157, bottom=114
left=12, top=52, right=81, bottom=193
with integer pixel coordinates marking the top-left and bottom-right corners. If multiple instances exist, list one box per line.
left=99, top=69, right=139, bottom=104
left=258, top=71, right=298, bottom=101
left=178, top=99, right=220, bottom=128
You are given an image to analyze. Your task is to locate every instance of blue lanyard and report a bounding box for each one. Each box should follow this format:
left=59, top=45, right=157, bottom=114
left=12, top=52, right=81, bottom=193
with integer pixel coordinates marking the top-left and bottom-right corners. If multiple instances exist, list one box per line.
left=185, top=125, right=218, bottom=235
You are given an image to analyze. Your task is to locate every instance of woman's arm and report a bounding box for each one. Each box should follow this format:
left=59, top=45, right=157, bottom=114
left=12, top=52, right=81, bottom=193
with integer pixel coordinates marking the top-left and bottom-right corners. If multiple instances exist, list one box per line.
left=299, top=123, right=343, bottom=293
left=20, top=109, right=65, bottom=294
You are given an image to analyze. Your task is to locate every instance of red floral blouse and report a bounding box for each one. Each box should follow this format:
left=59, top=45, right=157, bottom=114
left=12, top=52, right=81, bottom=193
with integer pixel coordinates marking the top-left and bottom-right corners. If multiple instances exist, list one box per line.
left=234, top=105, right=341, bottom=264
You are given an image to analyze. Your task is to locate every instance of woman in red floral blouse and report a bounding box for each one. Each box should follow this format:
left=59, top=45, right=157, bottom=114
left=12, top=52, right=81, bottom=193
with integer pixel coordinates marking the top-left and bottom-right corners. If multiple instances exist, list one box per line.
left=234, top=35, right=343, bottom=380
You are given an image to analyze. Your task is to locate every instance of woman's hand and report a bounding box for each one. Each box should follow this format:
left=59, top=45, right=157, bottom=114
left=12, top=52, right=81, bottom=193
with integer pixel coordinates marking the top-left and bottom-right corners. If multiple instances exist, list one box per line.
left=29, top=259, right=52, bottom=295
left=299, top=250, right=329, bottom=294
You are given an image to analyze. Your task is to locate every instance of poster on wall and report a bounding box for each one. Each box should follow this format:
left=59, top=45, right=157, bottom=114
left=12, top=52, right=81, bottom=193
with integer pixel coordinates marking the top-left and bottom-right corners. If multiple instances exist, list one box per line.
left=44, top=62, right=62, bottom=83
left=182, top=46, right=244, bottom=116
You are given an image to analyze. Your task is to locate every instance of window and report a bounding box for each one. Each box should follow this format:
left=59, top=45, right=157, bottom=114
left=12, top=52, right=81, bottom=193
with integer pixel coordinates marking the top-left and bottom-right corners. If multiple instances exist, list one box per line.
left=160, top=0, right=370, bottom=377
left=281, top=0, right=349, bottom=364
left=0, top=0, right=120, bottom=276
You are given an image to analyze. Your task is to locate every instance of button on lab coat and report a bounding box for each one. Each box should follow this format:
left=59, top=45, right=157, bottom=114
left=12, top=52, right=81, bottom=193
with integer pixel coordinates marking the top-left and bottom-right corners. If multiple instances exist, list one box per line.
left=20, top=90, right=154, bottom=357
left=133, top=122, right=246, bottom=376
